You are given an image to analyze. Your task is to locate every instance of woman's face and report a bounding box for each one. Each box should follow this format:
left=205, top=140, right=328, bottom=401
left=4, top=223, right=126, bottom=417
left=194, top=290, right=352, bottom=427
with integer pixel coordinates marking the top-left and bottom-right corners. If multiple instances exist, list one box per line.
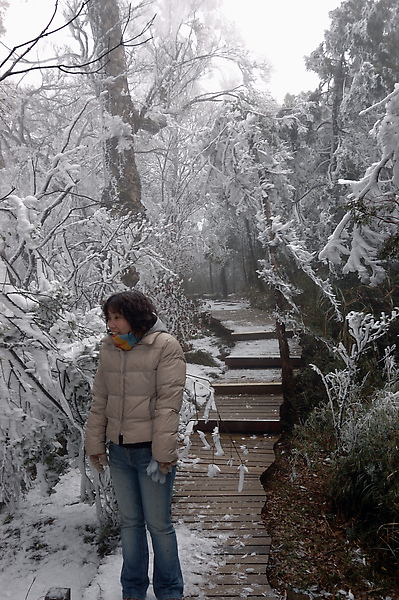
left=107, top=309, right=132, bottom=336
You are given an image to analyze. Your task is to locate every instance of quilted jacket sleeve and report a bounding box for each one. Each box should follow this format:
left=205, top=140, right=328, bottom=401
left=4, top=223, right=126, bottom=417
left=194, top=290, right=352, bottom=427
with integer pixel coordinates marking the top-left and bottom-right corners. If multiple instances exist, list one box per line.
left=151, top=335, right=186, bottom=463
left=85, top=348, right=109, bottom=456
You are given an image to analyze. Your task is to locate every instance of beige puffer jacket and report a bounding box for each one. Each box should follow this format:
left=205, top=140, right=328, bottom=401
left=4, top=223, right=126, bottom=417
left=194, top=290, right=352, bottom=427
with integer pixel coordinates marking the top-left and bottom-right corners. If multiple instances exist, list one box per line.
left=85, top=320, right=186, bottom=463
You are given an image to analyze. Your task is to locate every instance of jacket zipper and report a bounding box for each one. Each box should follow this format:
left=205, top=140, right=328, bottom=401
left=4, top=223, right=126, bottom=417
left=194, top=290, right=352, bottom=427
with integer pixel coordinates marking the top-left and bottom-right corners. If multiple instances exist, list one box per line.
left=119, top=349, right=127, bottom=444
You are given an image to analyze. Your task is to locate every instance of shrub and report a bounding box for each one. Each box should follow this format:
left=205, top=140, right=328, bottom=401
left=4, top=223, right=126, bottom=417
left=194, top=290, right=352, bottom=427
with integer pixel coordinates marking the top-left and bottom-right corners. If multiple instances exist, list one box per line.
left=328, top=389, right=399, bottom=558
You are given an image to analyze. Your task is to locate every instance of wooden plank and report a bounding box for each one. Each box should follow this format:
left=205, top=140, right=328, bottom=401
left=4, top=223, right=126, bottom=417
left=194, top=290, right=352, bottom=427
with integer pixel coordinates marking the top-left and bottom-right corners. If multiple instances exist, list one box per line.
left=220, top=546, right=270, bottom=555
left=223, top=538, right=271, bottom=548
left=198, top=404, right=281, bottom=411
left=225, top=356, right=302, bottom=369
left=216, top=561, right=269, bottom=574
left=174, top=366, right=280, bottom=599
left=223, top=554, right=269, bottom=564
left=212, top=382, right=282, bottom=394
left=202, top=574, right=269, bottom=585
left=186, top=528, right=269, bottom=539
left=174, top=511, right=264, bottom=522
left=230, top=331, right=278, bottom=340
left=184, top=586, right=276, bottom=597
left=216, top=368, right=283, bottom=384
left=175, top=517, right=265, bottom=525
left=175, top=484, right=265, bottom=493
left=194, top=419, right=280, bottom=433
left=184, top=596, right=278, bottom=600
left=176, top=517, right=265, bottom=526
left=228, top=338, right=301, bottom=358
left=174, top=493, right=265, bottom=500
left=203, top=395, right=284, bottom=404
left=184, top=596, right=277, bottom=599
left=173, top=499, right=263, bottom=507
left=189, top=527, right=268, bottom=536
left=231, top=330, right=295, bottom=341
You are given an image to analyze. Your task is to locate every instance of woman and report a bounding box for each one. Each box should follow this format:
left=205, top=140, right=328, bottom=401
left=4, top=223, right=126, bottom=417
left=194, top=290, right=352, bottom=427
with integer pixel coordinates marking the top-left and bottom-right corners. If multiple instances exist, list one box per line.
left=85, top=291, right=185, bottom=600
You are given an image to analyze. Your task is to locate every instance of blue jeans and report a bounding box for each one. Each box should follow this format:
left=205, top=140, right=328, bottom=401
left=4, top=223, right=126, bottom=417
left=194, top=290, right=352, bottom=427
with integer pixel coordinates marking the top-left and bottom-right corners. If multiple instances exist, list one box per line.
left=108, top=442, right=183, bottom=600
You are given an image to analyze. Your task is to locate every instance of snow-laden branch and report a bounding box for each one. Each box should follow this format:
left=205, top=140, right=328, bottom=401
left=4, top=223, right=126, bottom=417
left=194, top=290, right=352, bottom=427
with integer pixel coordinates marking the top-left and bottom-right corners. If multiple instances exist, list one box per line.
left=319, top=85, right=399, bottom=285
left=311, top=308, right=399, bottom=448
left=0, top=1, right=154, bottom=81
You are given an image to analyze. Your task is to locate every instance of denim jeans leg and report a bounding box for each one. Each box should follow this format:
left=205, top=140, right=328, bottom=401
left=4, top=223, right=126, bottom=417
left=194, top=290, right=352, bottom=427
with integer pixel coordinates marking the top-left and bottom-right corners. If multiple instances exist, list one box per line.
left=109, top=443, right=149, bottom=600
left=135, top=456, right=183, bottom=600
left=109, top=443, right=183, bottom=600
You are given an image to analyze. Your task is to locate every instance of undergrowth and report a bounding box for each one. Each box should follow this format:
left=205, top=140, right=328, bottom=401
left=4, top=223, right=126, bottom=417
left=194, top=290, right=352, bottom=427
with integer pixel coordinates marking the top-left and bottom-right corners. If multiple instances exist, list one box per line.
left=263, top=432, right=399, bottom=600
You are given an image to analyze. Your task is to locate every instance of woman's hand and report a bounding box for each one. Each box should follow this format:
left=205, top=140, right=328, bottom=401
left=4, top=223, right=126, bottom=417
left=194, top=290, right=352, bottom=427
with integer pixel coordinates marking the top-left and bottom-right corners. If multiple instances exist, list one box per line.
left=158, top=459, right=177, bottom=475
left=147, top=458, right=177, bottom=483
left=89, top=453, right=108, bottom=473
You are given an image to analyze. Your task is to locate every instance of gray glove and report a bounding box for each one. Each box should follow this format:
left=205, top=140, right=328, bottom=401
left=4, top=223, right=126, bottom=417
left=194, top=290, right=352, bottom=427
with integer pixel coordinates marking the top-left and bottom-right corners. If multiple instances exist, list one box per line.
left=146, top=457, right=166, bottom=484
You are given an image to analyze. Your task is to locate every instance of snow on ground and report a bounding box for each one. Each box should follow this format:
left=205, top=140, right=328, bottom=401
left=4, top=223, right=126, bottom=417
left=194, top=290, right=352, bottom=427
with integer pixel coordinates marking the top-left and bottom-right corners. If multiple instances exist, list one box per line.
left=83, top=520, right=219, bottom=600
left=205, top=299, right=250, bottom=312
left=186, top=332, right=226, bottom=382
left=0, top=468, right=99, bottom=600
left=0, top=333, right=226, bottom=600
left=0, top=466, right=221, bottom=600
left=0, top=318, right=279, bottom=600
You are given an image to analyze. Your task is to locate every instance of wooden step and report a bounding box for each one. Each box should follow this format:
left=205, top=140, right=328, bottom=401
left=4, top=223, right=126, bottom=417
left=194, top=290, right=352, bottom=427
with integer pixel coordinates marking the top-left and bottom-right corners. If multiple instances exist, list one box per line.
left=225, top=338, right=302, bottom=369
left=174, top=433, right=280, bottom=600
left=179, top=300, right=287, bottom=599
left=212, top=382, right=282, bottom=395
left=194, top=418, right=280, bottom=434
left=230, top=330, right=295, bottom=341
left=193, top=393, right=283, bottom=434
left=198, top=394, right=283, bottom=417
left=225, top=355, right=302, bottom=368
left=178, top=433, right=279, bottom=479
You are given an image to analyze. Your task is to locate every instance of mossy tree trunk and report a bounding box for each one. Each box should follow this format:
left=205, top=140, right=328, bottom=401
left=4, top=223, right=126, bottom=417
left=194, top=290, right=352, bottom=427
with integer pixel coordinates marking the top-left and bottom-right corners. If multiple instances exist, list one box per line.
left=87, top=0, right=160, bottom=215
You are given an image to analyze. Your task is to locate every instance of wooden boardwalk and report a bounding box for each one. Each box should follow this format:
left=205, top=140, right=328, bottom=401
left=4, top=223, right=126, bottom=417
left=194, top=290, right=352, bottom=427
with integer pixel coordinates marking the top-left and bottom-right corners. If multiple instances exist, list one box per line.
left=173, top=299, right=300, bottom=599
left=174, top=434, right=279, bottom=599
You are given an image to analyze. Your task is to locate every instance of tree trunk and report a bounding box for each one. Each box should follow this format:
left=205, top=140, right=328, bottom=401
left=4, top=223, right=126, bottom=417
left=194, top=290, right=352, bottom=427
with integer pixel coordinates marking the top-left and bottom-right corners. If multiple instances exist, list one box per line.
left=244, top=217, right=264, bottom=291
left=249, top=144, right=295, bottom=425
left=209, top=260, right=214, bottom=294
left=220, top=264, right=228, bottom=298
left=329, top=52, right=346, bottom=187
left=87, top=0, right=146, bottom=215
left=262, top=190, right=295, bottom=428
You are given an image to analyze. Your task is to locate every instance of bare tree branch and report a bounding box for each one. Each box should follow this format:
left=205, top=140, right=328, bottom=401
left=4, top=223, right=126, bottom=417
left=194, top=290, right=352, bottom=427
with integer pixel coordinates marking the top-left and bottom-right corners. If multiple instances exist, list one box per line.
left=0, top=0, right=153, bottom=81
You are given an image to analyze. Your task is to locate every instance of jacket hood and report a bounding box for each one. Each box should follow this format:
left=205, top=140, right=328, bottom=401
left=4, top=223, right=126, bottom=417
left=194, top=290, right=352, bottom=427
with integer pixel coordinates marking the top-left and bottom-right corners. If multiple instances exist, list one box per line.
left=146, top=317, right=168, bottom=335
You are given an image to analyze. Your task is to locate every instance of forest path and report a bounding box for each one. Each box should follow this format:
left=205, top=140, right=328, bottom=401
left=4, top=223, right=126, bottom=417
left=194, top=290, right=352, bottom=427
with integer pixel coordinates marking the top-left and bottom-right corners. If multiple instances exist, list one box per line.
left=174, top=298, right=300, bottom=599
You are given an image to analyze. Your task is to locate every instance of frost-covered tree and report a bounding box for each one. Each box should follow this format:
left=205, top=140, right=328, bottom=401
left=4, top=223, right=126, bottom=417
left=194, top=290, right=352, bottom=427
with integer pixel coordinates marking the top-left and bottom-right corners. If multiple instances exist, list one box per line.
left=319, top=85, right=399, bottom=285
left=85, top=0, right=159, bottom=214
left=1, top=0, right=272, bottom=511
left=275, top=0, right=399, bottom=275
left=0, top=0, right=115, bottom=82
left=117, top=0, right=273, bottom=292
left=305, top=0, right=399, bottom=185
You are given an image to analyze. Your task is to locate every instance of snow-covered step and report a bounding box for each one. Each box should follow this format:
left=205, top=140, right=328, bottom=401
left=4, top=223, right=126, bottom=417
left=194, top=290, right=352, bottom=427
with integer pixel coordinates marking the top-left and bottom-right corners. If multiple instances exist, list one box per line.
left=225, top=337, right=302, bottom=369
left=212, top=380, right=283, bottom=395
left=230, top=329, right=296, bottom=341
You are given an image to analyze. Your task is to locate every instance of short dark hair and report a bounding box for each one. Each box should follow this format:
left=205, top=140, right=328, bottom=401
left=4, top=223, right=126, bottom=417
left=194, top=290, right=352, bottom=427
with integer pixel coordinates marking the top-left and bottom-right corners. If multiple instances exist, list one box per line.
left=103, top=291, right=157, bottom=334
